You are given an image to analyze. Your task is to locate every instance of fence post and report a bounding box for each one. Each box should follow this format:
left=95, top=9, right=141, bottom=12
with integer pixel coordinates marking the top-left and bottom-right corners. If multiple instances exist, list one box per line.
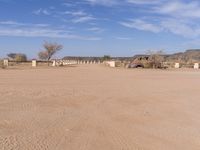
left=3, top=59, right=9, bottom=67
left=175, top=63, right=180, bottom=68
left=32, top=59, right=37, bottom=67
left=52, top=60, right=56, bottom=67
left=194, top=63, right=199, bottom=69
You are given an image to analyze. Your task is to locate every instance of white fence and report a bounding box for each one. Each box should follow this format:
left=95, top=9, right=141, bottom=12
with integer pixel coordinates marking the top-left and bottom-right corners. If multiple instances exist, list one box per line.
left=2, top=59, right=199, bottom=69
left=2, top=59, right=102, bottom=67
left=51, top=59, right=101, bottom=67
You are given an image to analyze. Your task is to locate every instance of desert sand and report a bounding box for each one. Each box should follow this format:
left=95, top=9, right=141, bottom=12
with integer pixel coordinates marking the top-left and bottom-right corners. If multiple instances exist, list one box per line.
left=0, top=65, right=200, bottom=150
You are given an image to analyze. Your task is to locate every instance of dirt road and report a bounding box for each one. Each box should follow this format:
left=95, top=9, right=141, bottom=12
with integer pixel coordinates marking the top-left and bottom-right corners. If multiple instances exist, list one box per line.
left=0, top=65, right=200, bottom=150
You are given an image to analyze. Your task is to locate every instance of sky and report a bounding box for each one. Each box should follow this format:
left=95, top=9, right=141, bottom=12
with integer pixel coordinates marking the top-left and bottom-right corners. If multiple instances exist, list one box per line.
left=1, top=0, right=200, bottom=58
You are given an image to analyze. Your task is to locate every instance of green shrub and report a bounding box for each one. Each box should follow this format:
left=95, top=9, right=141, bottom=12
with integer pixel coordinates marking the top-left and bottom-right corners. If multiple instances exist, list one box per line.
left=7, top=53, right=27, bottom=62
left=15, top=54, right=27, bottom=62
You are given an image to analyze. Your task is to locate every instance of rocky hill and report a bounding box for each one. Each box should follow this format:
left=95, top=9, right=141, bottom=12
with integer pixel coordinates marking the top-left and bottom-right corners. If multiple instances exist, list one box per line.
left=165, top=49, right=200, bottom=63
left=62, top=49, right=200, bottom=63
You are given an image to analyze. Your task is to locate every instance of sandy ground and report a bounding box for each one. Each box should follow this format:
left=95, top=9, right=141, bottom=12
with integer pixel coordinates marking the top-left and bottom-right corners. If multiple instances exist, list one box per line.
left=0, top=65, right=200, bottom=150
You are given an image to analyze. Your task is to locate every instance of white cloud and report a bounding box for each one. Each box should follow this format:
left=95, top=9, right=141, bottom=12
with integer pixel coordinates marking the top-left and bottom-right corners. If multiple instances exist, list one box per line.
left=62, top=10, right=87, bottom=16
left=0, top=20, right=49, bottom=27
left=87, top=27, right=104, bottom=33
left=0, top=21, right=25, bottom=26
left=85, top=0, right=119, bottom=6
left=0, top=27, right=101, bottom=40
left=119, top=1, right=200, bottom=39
left=120, top=18, right=200, bottom=38
left=33, top=8, right=51, bottom=15
left=115, top=37, right=132, bottom=40
left=120, top=19, right=162, bottom=33
left=161, top=19, right=200, bottom=38
left=85, top=0, right=164, bottom=6
left=127, top=0, right=162, bottom=5
left=0, top=20, right=101, bottom=40
left=154, top=1, right=200, bottom=18
left=62, top=2, right=75, bottom=7
left=72, top=16, right=95, bottom=23
left=59, top=9, right=95, bottom=24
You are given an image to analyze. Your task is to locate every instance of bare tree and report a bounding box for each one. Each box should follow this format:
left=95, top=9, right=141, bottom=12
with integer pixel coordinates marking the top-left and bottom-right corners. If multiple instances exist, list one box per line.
left=38, top=42, right=63, bottom=63
left=147, top=50, right=165, bottom=68
left=38, top=51, right=48, bottom=60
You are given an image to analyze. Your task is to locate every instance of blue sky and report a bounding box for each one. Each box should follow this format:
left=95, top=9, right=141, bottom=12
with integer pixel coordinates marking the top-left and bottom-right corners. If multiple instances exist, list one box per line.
left=0, top=0, right=200, bottom=58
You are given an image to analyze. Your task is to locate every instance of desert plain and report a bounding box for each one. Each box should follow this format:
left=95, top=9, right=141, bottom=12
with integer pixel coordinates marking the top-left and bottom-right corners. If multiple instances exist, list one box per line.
left=0, top=65, right=200, bottom=150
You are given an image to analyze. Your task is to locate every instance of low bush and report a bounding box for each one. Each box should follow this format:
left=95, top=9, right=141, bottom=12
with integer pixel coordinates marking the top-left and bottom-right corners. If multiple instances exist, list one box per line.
left=0, top=60, right=5, bottom=69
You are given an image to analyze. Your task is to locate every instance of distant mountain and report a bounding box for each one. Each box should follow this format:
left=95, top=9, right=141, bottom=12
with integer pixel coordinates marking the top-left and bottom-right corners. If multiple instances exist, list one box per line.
left=166, top=49, right=200, bottom=63
left=62, top=49, right=200, bottom=63
left=62, top=56, right=133, bottom=61
left=62, top=56, right=100, bottom=61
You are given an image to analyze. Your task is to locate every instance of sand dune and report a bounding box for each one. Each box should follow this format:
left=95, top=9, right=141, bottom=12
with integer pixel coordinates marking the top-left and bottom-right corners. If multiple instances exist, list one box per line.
left=0, top=65, right=200, bottom=150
